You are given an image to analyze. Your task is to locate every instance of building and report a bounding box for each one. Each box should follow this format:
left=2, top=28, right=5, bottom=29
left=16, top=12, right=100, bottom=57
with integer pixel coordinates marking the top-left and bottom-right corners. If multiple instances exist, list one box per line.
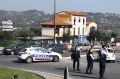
left=85, top=20, right=97, bottom=35
left=41, top=11, right=97, bottom=43
left=1, top=20, right=14, bottom=31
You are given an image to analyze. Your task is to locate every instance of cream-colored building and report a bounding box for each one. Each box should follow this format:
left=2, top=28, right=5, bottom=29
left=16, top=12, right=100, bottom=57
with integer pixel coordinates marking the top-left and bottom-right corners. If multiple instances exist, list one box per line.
left=41, top=11, right=97, bottom=43
left=85, top=21, right=97, bottom=35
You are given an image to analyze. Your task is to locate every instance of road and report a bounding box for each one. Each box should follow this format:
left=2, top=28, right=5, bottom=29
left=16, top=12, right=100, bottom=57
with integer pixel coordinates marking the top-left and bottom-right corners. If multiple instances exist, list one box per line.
left=0, top=52, right=120, bottom=79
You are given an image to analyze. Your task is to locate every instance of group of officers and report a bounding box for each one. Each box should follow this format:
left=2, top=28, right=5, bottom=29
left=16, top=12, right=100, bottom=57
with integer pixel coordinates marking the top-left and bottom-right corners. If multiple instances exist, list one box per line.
left=71, top=45, right=108, bottom=79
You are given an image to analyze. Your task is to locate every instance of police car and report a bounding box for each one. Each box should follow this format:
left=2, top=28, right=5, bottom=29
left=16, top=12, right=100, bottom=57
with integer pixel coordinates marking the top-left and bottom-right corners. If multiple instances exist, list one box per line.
left=97, top=48, right=116, bottom=63
left=18, top=47, right=62, bottom=63
left=106, top=48, right=116, bottom=63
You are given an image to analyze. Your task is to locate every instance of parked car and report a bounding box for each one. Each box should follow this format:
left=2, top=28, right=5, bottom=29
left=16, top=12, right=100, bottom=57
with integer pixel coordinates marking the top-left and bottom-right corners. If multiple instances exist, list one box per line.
left=77, top=44, right=91, bottom=52
left=2, top=44, right=31, bottom=55
left=45, top=43, right=67, bottom=53
left=18, top=47, right=62, bottom=63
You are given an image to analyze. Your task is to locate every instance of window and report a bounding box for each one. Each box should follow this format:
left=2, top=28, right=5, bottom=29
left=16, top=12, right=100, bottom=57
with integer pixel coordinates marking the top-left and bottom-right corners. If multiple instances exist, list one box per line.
left=83, top=18, right=85, bottom=25
left=82, top=27, right=84, bottom=35
left=74, top=17, right=76, bottom=25
left=40, top=48, right=49, bottom=53
left=30, top=49, right=39, bottom=53
left=78, top=27, right=80, bottom=35
left=79, top=18, right=81, bottom=22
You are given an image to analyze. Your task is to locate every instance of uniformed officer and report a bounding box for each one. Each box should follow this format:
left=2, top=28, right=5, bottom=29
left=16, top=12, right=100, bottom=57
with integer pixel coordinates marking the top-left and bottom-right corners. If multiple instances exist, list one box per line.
left=98, top=45, right=108, bottom=79
left=86, top=48, right=94, bottom=74
left=71, top=46, right=80, bottom=71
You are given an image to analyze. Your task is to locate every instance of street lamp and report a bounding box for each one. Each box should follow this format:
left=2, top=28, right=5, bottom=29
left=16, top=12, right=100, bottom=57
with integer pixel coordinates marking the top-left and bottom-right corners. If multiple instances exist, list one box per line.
left=53, top=0, right=56, bottom=43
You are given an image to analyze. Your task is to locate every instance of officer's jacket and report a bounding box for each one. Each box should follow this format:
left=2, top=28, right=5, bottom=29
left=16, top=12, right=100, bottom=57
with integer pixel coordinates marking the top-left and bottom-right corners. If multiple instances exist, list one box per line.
left=71, top=50, right=80, bottom=60
left=98, top=49, right=107, bottom=60
left=87, top=51, right=94, bottom=61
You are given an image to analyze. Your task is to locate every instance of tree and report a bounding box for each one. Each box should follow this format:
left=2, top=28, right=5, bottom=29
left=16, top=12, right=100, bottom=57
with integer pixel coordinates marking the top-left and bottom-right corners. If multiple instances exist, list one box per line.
left=111, top=31, right=117, bottom=38
left=63, top=31, right=71, bottom=43
left=30, top=27, right=41, bottom=36
left=16, top=29, right=35, bottom=42
left=87, top=29, right=97, bottom=46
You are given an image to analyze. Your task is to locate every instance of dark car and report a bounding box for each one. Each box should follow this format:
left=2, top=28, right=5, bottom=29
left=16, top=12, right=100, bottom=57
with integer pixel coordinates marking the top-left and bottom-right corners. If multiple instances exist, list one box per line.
left=2, top=44, right=30, bottom=55
left=45, top=43, right=67, bottom=53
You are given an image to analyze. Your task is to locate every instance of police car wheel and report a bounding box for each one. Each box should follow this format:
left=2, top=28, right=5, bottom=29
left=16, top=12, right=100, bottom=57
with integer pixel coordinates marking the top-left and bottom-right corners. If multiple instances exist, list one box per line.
left=26, top=57, right=33, bottom=63
left=52, top=56, right=59, bottom=62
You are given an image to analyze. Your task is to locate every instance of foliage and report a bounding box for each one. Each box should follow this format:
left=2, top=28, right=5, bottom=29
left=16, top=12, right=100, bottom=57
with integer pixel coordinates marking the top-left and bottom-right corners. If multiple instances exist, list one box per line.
left=87, top=29, right=114, bottom=45
left=0, top=27, right=40, bottom=46
left=30, top=27, right=41, bottom=36
left=115, top=38, right=120, bottom=42
left=111, top=31, right=118, bottom=38
left=17, top=29, right=35, bottom=37
left=87, top=29, right=98, bottom=45
left=63, top=31, right=71, bottom=43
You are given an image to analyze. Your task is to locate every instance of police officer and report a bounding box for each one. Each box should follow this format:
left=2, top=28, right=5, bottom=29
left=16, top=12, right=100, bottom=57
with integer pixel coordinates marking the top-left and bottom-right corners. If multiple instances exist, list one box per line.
left=98, top=45, right=108, bottom=79
left=71, top=46, right=80, bottom=71
left=86, top=48, right=94, bottom=74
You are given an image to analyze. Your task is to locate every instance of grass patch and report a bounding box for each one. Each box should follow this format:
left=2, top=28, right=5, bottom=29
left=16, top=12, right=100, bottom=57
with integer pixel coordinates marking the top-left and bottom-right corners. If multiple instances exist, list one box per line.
left=0, top=66, right=44, bottom=79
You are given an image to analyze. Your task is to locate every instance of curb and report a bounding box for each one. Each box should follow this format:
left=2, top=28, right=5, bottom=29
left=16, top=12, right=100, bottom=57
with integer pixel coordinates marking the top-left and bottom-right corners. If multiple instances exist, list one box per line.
left=20, top=69, right=64, bottom=79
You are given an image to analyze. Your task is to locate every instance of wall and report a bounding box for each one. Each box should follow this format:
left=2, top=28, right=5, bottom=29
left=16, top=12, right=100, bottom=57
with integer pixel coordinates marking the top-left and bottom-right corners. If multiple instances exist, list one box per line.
left=42, top=28, right=54, bottom=36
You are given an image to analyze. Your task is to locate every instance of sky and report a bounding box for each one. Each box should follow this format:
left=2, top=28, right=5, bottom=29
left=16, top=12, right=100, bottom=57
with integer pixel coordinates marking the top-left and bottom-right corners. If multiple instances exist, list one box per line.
left=0, top=0, right=120, bottom=14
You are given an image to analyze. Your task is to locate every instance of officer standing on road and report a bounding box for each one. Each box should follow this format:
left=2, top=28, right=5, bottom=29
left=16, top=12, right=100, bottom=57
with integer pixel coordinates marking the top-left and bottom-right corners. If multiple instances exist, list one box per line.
left=71, top=45, right=80, bottom=71
left=86, top=48, right=94, bottom=74
left=98, top=45, right=108, bottom=79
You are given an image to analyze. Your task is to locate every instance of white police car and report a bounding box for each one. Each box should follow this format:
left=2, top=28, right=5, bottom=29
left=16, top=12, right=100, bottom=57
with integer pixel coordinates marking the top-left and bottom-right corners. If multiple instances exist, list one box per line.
left=18, top=47, right=62, bottom=63
left=97, top=48, right=116, bottom=63
left=106, top=48, right=116, bottom=63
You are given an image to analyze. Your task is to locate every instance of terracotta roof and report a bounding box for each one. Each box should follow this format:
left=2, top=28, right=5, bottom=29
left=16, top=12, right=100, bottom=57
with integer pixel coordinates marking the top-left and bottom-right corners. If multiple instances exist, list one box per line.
left=58, top=11, right=86, bottom=16
left=41, top=21, right=72, bottom=26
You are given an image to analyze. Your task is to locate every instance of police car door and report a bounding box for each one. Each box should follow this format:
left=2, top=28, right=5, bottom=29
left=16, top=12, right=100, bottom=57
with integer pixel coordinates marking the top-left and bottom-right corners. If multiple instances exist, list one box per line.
left=38, top=48, right=52, bottom=61
left=30, top=48, right=41, bottom=61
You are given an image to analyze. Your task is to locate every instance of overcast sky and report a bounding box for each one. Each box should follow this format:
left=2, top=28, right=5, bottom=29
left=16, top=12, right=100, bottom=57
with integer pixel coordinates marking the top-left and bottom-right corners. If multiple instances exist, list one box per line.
left=0, top=0, right=119, bottom=14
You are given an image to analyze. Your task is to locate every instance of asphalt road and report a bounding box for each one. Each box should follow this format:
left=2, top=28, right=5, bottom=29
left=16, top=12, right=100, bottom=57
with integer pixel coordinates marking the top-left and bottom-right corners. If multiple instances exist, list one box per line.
left=0, top=52, right=120, bottom=79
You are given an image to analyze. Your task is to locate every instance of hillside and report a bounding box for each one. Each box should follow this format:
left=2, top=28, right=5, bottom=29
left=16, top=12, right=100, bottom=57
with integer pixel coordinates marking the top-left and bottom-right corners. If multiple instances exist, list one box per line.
left=0, top=10, right=120, bottom=31
left=87, top=12, right=120, bottom=30
left=0, top=10, right=52, bottom=27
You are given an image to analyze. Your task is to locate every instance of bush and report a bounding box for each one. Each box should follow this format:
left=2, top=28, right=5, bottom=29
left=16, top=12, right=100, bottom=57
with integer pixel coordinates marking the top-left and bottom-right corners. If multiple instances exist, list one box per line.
left=0, top=40, right=23, bottom=47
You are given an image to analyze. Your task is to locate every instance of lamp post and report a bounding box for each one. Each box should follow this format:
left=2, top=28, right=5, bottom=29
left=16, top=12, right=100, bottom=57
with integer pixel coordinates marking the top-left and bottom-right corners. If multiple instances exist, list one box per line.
left=53, top=0, right=56, bottom=43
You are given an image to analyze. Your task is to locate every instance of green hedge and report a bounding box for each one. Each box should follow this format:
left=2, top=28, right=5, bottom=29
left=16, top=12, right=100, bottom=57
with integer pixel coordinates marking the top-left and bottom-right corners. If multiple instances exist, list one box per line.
left=0, top=40, right=23, bottom=47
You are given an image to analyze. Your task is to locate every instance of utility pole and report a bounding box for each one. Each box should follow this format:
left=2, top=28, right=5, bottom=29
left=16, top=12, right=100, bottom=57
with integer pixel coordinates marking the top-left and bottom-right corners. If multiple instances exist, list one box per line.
left=54, top=0, right=56, bottom=43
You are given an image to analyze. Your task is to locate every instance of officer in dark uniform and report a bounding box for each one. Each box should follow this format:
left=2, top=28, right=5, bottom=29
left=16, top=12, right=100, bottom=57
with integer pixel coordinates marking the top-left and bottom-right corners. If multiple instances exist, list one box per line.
left=86, top=48, right=94, bottom=74
left=71, top=46, right=80, bottom=71
left=98, top=45, right=108, bottom=79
